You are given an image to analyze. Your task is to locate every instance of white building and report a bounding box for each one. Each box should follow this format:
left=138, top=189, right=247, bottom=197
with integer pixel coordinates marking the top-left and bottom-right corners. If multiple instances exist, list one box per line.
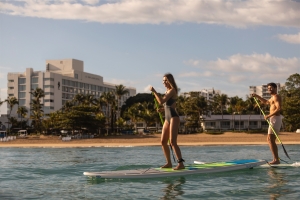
left=7, top=59, right=136, bottom=118
left=181, top=88, right=221, bottom=101
left=249, top=83, right=283, bottom=99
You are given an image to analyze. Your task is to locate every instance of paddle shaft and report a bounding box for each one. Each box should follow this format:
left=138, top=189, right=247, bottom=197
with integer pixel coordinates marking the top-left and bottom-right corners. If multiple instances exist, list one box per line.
left=152, top=92, right=176, bottom=163
left=253, top=97, right=290, bottom=159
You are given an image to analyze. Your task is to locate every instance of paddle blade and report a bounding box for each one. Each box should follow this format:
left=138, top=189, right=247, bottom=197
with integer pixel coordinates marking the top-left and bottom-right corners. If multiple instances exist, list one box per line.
left=282, top=144, right=291, bottom=159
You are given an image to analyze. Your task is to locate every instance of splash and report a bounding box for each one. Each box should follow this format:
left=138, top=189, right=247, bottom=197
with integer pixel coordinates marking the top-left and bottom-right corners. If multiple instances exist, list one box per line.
left=291, top=162, right=300, bottom=167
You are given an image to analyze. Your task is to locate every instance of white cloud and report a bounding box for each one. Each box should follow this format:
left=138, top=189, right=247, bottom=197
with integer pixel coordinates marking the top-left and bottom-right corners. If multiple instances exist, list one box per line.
left=0, top=0, right=299, bottom=27
left=184, top=53, right=300, bottom=84
left=82, top=0, right=100, bottom=5
left=179, top=71, right=212, bottom=77
left=276, top=32, right=300, bottom=44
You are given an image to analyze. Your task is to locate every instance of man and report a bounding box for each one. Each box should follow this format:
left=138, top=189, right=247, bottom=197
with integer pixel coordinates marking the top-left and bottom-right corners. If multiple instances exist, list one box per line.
left=252, top=83, right=282, bottom=164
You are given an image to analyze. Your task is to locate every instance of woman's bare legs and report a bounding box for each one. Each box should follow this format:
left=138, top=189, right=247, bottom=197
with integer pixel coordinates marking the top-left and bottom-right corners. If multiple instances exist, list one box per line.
left=160, top=122, right=172, bottom=168
left=169, top=117, right=185, bottom=170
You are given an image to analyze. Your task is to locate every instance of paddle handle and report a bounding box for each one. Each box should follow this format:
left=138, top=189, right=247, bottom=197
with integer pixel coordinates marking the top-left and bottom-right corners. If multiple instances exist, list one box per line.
left=152, top=93, right=164, bottom=125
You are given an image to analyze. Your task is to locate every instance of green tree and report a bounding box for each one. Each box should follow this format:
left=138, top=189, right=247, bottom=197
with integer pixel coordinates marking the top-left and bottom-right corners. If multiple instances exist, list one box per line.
left=17, top=106, right=28, bottom=129
left=4, top=96, right=19, bottom=133
left=124, top=103, right=140, bottom=133
left=29, top=88, right=45, bottom=133
left=235, top=99, right=246, bottom=131
left=181, top=95, right=208, bottom=132
left=280, top=73, right=300, bottom=131
left=138, top=102, right=156, bottom=130
left=228, top=96, right=240, bottom=130
left=100, top=91, right=116, bottom=134
left=115, top=84, right=129, bottom=118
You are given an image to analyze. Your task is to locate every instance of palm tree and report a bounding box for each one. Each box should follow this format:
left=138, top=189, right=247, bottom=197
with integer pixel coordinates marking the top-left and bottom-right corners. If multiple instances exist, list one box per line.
left=84, top=94, right=96, bottom=106
left=235, top=99, right=246, bottom=131
left=4, top=96, right=19, bottom=133
left=115, top=84, right=129, bottom=119
left=72, top=93, right=85, bottom=105
left=62, top=101, right=74, bottom=112
left=100, top=91, right=116, bottom=135
left=138, top=102, right=156, bottom=130
left=29, top=88, right=45, bottom=133
left=214, top=94, right=228, bottom=121
left=245, top=95, right=260, bottom=131
left=229, top=96, right=240, bottom=130
left=30, top=88, right=45, bottom=100
left=17, top=106, right=28, bottom=129
left=124, top=103, right=140, bottom=133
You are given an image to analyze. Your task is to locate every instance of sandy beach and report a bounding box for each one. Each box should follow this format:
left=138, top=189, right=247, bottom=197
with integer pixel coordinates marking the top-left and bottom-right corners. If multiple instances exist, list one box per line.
left=0, top=132, right=299, bottom=148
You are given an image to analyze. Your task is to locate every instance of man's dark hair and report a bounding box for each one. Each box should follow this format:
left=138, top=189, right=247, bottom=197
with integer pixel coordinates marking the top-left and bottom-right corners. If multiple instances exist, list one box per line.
left=267, top=82, right=277, bottom=89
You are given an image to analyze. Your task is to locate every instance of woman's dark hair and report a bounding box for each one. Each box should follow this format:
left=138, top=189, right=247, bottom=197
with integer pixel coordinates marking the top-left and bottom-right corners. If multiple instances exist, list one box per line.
left=164, top=73, right=178, bottom=94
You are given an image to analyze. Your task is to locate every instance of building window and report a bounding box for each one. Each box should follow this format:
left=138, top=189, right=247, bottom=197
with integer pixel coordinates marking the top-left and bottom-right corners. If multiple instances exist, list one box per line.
left=234, top=121, right=244, bottom=126
left=18, top=85, right=26, bottom=91
left=18, top=92, right=26, bottom=98
left=8, top=94, right=14, bottom=96
left=262, top=121, right=268, bottom=126
left=45, top=92, right=54, bottom=95
left=9, top=87, right=14, bottom=90
left=249, top=121, right=257, bottom=125
left=137, top=123, right=144, bottom=127
left=205, top=122, right=216, bottom=127
left=18, top=78, right=26, bottom=84
left=44, top=85, right=54, bottom=88
left=75, top=73, right=78, bottom=79
left=31, top=84, right=38, bottom=90
left=8, top=80, right=14, bottom=82
left=31, top=77, right=38, bottom=84
left=44, top=78, right=54, bottom=81
left=60, top=61, right=63, bottom=64
left=45, top=99, right=54, bottom=102
left=19, top=99, right=26, bottom=106
left=79, top=82, right=84, bottom=88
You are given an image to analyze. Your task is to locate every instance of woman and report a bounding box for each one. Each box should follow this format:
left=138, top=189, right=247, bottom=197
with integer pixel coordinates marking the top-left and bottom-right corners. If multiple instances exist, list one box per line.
left=150, top=73, right=185, bottom=170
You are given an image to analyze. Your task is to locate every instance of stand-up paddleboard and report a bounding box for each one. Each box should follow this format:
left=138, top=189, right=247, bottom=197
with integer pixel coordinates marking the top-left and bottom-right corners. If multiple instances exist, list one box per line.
left=195, top=161, right=300, bottom=169
left=83, top=159, right=266, bottom=179
left=260, top=162, right=300, bottom=168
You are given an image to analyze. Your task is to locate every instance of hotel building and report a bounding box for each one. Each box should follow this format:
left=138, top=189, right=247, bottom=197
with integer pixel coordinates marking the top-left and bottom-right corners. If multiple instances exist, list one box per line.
left=7, top=59, right=136, bottom=118
left=181, top=88, right=221, bottom=101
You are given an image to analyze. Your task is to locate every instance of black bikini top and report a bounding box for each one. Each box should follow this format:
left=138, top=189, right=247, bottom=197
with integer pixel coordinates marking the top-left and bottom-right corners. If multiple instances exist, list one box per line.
left=165, top=98, right=176, bottom=106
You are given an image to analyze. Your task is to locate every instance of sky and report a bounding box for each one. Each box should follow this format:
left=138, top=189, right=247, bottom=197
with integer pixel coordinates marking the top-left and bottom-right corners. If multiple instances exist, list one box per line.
left=0, top=0, right=300, bottom=114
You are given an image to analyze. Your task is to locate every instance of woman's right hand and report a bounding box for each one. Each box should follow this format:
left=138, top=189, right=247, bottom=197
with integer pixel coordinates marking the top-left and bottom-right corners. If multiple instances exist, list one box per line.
left=149, top=86, right=156, bottom=93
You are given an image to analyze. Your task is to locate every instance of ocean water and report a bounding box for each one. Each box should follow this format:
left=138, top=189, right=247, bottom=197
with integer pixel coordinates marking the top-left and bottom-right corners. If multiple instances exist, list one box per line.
left=0, top=145, right=299, bottom=200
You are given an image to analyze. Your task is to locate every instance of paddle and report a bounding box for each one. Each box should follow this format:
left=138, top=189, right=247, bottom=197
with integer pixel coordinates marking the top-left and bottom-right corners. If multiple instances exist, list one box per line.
left=152, top=92, right=176, bottom=163
left=253, top=97, right=290, bottom=159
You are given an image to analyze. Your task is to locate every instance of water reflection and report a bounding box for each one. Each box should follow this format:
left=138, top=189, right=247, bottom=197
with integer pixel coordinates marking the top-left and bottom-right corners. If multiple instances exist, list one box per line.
left=160, top=177, right=186, bottom=200
left=266, top=168, right=289, bottom=200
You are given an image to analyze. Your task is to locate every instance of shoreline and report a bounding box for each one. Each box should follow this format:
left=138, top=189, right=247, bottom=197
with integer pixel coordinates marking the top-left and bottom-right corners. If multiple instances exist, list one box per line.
left=0, top=132, right=299, bottom=148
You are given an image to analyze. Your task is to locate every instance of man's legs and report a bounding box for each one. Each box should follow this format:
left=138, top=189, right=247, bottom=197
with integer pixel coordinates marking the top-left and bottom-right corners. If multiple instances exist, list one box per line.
left=267, top=116, right=282, bottom=164
left=267, top=134, right=280, bottom=164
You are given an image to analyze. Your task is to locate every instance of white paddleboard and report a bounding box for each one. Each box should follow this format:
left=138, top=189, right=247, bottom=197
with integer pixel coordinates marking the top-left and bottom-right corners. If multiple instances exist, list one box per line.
left=83, top=159, right=266, bottom=179
left=260, top=162, right=300, bottom=168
